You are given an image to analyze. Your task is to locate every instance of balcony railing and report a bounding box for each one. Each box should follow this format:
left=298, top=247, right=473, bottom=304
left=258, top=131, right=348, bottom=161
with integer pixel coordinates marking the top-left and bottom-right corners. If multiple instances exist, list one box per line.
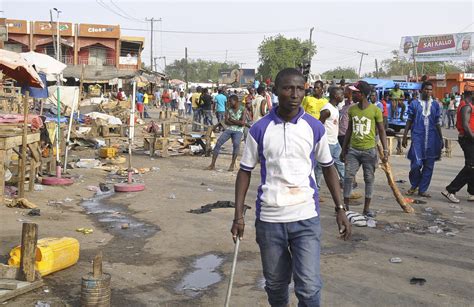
left=61, top=55, right=74, bottom=65
left=78, top=57, right=116, bottom=66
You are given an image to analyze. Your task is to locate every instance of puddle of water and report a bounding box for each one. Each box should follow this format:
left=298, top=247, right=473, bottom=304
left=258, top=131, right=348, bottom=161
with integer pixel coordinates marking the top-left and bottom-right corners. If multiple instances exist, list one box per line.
left=175, top=254, right=224, bottom=297
left=80, top=191, right=159, bottom=239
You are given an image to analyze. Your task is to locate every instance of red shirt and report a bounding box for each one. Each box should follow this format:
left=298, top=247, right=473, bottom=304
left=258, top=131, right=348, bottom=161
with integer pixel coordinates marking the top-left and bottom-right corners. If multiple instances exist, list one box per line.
left=456, top=100, right=474, bottom=136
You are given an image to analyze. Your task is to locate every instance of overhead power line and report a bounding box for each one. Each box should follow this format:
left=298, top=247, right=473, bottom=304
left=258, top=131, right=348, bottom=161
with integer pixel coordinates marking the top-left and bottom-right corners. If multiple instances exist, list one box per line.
left=120, top=27, right=308, bottom=35
left=96, top=0, right=146, bottom=23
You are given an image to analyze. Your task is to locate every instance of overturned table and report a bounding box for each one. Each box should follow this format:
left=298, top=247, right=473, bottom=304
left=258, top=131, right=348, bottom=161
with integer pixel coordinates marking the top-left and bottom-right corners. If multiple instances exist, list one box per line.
left=0, top=131, right=41, bottom=205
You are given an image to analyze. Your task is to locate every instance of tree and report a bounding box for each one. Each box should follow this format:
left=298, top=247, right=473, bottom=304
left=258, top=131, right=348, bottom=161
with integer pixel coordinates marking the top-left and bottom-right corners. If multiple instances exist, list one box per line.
left=374, top=50, right=464, bottom=78
left=165, top=59, right=239, bottom=83
left=321, top=67, right=358, bottom=80
left=257, top=34, right=316, bottom=81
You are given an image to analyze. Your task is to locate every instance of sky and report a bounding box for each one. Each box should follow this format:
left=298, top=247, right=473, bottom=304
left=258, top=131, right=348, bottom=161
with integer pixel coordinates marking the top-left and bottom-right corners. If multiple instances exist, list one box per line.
left=1, top=0, right=473, bottom=76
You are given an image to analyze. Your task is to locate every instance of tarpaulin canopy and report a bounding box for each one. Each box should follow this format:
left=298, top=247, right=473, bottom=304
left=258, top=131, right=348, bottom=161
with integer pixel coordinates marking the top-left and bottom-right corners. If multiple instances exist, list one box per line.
left=363, top=78, right=421, bottom=90
left=21, top=51, right=67, bottom=81
left=0, top=49, right=44, bottom=88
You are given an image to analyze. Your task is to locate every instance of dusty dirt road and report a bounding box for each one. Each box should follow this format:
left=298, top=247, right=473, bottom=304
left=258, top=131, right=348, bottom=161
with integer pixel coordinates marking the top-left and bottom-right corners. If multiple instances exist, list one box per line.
left=1, top=126, right=473, bottom=307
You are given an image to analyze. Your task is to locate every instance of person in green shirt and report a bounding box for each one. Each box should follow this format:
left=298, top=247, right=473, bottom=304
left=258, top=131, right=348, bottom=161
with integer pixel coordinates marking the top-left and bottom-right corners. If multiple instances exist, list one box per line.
left=390, top=84, right=406, bottom=121
left=441, top=93, right=451, bottom=127
left=341, top=81, right=389, bottom=219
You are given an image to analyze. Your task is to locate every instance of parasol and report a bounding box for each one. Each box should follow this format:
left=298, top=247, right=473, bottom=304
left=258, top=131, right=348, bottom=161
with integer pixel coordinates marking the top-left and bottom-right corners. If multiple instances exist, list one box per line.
left=0, top=49, right=44, bottom=88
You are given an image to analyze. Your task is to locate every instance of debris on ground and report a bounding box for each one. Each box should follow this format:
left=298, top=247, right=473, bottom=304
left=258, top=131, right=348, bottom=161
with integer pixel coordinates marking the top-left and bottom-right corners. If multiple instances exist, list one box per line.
left=389, top=257, right=402, bottom=263
left=410, top=277, right=426, bottom=285
left=76, top=228, right=94, bottom=234
left=188, top=201, right=251, bottom=214
left=27, top=208, right=41, bottom=216
left=6, top=197, right=38, bottom=209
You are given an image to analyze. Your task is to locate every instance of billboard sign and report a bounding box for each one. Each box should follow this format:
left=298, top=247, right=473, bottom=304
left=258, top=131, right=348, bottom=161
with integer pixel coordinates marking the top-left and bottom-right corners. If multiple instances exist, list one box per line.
left=399, top=32, right=473, bottom=62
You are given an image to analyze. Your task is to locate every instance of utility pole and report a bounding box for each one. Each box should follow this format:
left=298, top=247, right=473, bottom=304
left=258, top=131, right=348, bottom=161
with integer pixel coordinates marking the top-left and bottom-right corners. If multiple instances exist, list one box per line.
left=184, top=47, right=188, bottom=90
left=357, top=51, right=368, bottom=78
left=375, top=59, right=379, bottom=78
left=53, top=8, right=61, bottom=62
left=158, top=56, right=166, bottom=72
left=145, top=17, right=161, bottom=71
left=308, top=27, right=314, bottom=62
left=49, top=10, right=57, bottom=59
left=225, top=50, right=228, bottom=63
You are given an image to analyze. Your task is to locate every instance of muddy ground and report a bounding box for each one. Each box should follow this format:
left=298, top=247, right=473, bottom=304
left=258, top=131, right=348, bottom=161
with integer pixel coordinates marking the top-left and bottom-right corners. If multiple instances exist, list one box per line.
left=1, top=118, right=473, bottom=307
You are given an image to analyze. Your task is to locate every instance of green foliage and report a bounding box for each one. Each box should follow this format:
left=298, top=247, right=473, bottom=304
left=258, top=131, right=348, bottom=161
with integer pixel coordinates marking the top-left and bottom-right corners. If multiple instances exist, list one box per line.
left=321, top=67, right=358, bottom=80
left=165, top=59, right=239, bottom=83
left=257, top=34, right=316, bottom=81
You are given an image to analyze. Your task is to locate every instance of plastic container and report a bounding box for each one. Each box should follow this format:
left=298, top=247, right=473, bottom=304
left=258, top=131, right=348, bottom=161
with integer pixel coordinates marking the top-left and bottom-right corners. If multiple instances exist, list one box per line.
left=8, top=237, right=80, bottom=276
left=99, top=147, right=117, bottom=159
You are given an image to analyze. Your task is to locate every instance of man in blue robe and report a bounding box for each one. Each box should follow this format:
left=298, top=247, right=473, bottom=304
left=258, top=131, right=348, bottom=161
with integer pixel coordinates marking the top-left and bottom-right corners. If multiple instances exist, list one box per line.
left=402, top=81, right=443, bottom=197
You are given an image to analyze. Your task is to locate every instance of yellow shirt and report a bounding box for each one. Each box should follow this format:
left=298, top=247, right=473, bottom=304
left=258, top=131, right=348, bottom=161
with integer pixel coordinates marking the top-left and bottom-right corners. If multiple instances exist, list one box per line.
left=302, top=96, right=328, bottom=120
left=143, top=93, right=149, bottom=104
left=191, top=93, right=202, bottom=108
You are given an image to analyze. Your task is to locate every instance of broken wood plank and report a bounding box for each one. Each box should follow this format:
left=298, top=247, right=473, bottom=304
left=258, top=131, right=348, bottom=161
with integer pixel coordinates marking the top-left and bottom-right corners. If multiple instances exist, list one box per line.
left=0, top=280, right=19, bottom=290
left=0, top=280, right=44, bottom=303
left=93, top=252, right=103, bottom=279
left=19, top=223, right=38, bottom=282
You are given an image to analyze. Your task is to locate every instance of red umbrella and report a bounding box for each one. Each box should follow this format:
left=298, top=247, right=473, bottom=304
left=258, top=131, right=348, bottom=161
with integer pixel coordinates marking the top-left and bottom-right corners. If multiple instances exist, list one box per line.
left=0, top=49, right=44, bottom=88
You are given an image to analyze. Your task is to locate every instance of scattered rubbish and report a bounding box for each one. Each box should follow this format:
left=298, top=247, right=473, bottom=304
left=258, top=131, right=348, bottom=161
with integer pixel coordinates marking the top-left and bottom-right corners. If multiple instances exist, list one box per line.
left=424, top=207, right=433, bottom=212
left=76, top=159, right=101, bottom=169
left=168, top=193, right=176, bottom=199
left=4, top=186, right=18, bottom=197
left=17, top=218, right=32, bottom=223
left=446, top=232, right=457, bottom=237
left=34, top=184, right=44, bottom=191
left=99, top=183, right=110, bottom=192
left=175, top=254, right=224, bottom=297
left=410, top=277, right=426, bottom=285
left=200, top=182, right=207, bottom=186
left=449, top=204, right=460, bottom=209
left=151, top=166, right=160, bottom=171
left=87, top=186, right=100, bottom=192
left=206, top=188, right=214, bottom=192
left=121, top=223, right=130, bottom=229
left=390, top=257, right=402, bottom=263
left=428, top=226, right=443, bottom=234
left=395, top=179, right=406, bottom=183
left=43, top=288, right=50, bottom=293
left=453, top=216, right=466, bottom=219
left=453, top=210, right=464, bottom=214
left=28, top=208, right=41, bottom=216
left=64, top=197, right=73, bottom=202
left=6, top=197, right=37, bottom=209
left=189, top=201, right=251, bottom=214
left=413, top=199, right=427, bottom=204
left=367, top=218, right=377, bottom=228
left=34, top=301, right=51, bottom=307
left=76, top=228, right=94, bottom=234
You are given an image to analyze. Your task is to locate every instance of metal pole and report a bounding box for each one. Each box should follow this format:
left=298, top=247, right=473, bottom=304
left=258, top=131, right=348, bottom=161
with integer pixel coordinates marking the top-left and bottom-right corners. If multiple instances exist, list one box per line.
left=150, top=18, right=154, bottom=70
left=49, top=10, right=57, bottom=59
left=55, top=10, right=60, bottom=61
left=128, top=81, right=136, bottom=183
left=184, top=47, right=188, bottom=90
left=357, top=51, right=368, bottom=78
left=309, top=27, right=314, bottom=62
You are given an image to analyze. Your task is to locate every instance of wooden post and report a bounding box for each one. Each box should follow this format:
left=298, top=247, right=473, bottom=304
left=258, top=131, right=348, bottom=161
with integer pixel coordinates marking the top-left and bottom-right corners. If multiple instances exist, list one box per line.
left=19, top=223, right=38, bottom=282
left=377, top=144, right=414, bottom=213
left=0, top=150, right=4, bottom=205
left=19, top=92, right=29, bottom=198
left=93, top=251, right=103, bottom=278
left=204, top=126, right=213, bottom=157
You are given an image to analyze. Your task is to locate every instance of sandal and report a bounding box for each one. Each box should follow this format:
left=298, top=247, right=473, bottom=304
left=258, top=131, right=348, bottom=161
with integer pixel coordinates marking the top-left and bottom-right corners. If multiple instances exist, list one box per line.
left=418, top=192, right=431, bottom=198
left=363, top=210, right=377, bottom=218
left=346, top=211, right=367, bottom=227
left=406, top=187, right=417, bottom=195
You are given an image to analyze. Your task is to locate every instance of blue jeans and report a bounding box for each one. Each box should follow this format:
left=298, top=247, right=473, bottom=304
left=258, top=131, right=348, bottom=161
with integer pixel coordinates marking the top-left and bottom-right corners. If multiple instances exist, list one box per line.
left=203, top=110, right=213, bottom=126
left=192, top=107, right=202, bottom=131
left=343, top=147, right=378, bottom=199
left=256, top=217, right=322, bottom=307
left=213, top=129, right=242, bottom=155
left=315, top=143, right=345, bottom=188
left=216, top=111, right=225, bottom=123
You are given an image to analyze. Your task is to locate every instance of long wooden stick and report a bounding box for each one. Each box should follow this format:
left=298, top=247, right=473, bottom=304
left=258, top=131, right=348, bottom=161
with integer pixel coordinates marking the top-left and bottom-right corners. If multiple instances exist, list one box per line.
left=19, top=91, right=29, bottom=198
left=377, top=144, right=414, bottom=213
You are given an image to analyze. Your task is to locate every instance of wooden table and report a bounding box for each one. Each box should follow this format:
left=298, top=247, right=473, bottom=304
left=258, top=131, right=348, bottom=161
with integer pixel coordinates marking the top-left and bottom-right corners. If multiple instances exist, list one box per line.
left=0, top=132, right=40, bottom=204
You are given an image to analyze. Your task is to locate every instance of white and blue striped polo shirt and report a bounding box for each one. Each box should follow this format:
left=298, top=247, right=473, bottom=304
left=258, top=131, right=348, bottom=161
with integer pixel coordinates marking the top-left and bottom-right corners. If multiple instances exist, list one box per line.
left=240, top=107, right=333, bottom=223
